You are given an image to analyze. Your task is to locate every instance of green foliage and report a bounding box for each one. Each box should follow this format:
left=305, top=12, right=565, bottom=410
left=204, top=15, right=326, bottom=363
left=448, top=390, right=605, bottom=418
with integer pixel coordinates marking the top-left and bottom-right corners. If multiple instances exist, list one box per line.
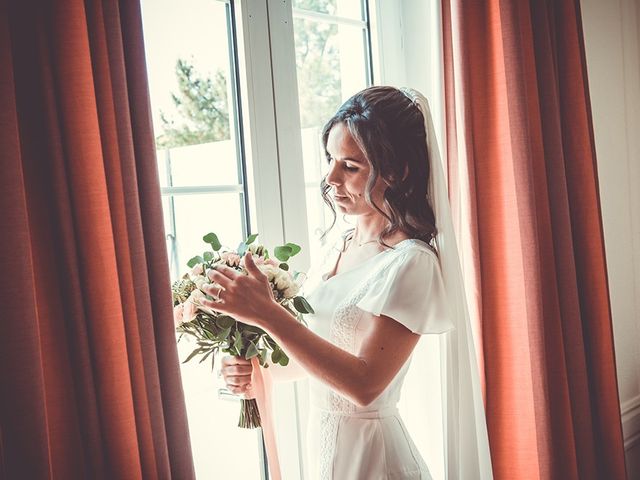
left=203, top=232, right=222, bottom=251
left=274, top=242, right=302, bottom=262
left=155, top=0, right=344, bottom=149
left=293, top=295, right=315, bottom=314
left=246, top=340, right=259, bottom=359
left=293, top=0, right=342, bottom=128
left=176, top=231, right=314, bottom=373
left=156, top=59, right=230, bottom=148
left=187, top=255, right=204, bottom=268
left=245, top=233, right=258, bottom=245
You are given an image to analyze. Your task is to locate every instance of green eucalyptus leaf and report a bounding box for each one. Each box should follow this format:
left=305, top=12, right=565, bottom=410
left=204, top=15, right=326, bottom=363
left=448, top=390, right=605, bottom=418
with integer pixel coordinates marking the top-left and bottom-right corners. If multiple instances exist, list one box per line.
left=274, top=245, right=292, bottom=262
left=301, top=297, right=315, bottom=314
left=285, top=243, right=301, bottom=256
left=233, top=331, right=244, bottom=354
left=203, top=251, right=214, bottom=262
left=271, top=348, right=282, bottom=364
left=245, top=233, right=258, bottom=245
left=293, top=296, right=314, bottom=314
left=241, top=324, right=265, bottom=335
left=237, top=242, right=248, bottom=256
left=279, top=263, right=289, bottom=271
left=245, top=340, right=259, bottom=359
left=187, top=256, right=204, bottom=268
left=203, top=233, right=222, bottom=251
left=217, top=326, right=232, bottom=341
left=216, top=316, right=235, bottom=329
left=278, top=353, right=290, bottom=367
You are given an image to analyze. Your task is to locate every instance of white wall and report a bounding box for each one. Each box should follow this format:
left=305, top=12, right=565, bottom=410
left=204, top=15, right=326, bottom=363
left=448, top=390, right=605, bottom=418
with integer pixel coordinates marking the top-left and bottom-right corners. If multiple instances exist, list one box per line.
left=580, top=0, right=640, bottom=476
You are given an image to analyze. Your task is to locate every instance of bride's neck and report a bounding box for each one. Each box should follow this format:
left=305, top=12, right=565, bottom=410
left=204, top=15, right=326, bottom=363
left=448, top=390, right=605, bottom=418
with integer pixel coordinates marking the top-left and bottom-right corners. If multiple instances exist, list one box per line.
left=351, top=215, right=411, bottom=247
left=353, top=216, right=387, bottom=243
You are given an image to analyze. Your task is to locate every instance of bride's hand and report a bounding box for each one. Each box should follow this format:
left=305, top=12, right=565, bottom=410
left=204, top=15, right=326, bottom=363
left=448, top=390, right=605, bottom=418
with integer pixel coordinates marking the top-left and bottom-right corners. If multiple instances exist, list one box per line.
left=201, top=252, right=276, bottom=327
left=221, top=355, right=255, bottom=398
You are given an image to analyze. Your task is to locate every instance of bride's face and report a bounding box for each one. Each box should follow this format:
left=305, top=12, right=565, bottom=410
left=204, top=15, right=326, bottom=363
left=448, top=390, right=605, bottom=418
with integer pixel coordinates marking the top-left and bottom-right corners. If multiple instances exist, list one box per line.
left=325, top=122, right=387, bottom=216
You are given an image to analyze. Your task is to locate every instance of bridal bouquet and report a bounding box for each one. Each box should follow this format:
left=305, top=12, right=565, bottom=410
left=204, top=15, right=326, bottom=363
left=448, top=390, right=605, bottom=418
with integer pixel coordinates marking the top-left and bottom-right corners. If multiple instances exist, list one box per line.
left=172, top=232, right=314, bottom=428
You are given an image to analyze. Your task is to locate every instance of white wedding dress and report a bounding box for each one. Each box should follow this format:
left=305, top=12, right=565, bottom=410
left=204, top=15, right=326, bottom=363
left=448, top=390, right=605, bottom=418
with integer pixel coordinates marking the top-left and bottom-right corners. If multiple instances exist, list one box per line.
left=302, top=228, right=455, bottom=480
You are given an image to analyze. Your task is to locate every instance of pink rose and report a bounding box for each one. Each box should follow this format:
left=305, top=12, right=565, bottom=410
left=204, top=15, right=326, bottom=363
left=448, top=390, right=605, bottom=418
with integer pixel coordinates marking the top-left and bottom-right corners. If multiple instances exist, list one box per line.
left=221, top=252, right=241, bottom=267
left=266, top=258, right=280, bottom=267
left=243, top=255, right=279, bottom=268
left=173, top=304, right=185, bottom=326
left=184, top=289, right=217, bottom=318
left=182, top=292, right=198, bottom=323
left=191, top=264, right=204, bottom=276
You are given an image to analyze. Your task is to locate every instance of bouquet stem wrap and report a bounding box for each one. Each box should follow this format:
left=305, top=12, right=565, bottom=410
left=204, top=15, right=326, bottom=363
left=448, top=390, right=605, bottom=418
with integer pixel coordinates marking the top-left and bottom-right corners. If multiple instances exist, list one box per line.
left=250, top=357, right=281, bottom=480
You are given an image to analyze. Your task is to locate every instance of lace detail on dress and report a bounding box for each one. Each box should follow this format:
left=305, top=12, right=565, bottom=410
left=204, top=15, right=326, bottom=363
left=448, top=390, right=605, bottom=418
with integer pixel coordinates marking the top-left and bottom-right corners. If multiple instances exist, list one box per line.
left=317, top=242, right=417, bottom=479
left=318, top=302, right=361, bottom=478
left=318, top=411, right=340, bottom=480
left=316, top=240, right=435, bottom=479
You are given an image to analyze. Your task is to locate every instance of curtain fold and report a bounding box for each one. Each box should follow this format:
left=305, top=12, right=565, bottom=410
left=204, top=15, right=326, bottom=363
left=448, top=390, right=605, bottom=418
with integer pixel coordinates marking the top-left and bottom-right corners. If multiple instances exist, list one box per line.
left=0, top=0, right=195, bottom=478
left=441, top=0, right=628, bottom=478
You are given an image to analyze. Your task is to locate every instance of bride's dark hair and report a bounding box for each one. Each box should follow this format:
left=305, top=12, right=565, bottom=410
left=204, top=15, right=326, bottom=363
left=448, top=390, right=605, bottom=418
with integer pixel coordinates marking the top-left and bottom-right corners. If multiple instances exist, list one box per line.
left=320, top=86, right=437, bottom=249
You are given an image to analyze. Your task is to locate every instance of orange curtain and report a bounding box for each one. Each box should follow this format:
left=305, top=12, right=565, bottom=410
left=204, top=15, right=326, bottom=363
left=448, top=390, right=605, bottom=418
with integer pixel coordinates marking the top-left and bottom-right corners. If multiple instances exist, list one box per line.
left=442, top=0, right=628, bottom=479
left=0, top=0, right=195, bottom=478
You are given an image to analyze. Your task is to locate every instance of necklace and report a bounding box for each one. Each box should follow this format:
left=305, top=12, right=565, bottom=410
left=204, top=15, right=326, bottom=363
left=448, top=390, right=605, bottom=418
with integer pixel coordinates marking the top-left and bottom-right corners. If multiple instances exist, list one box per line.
left=347, top=230, right=380, bottom=248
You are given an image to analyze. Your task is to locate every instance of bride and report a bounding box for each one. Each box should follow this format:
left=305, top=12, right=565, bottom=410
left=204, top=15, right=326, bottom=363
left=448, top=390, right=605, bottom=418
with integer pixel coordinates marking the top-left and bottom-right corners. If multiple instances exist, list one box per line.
left=203, top=86, right=493, bottom=479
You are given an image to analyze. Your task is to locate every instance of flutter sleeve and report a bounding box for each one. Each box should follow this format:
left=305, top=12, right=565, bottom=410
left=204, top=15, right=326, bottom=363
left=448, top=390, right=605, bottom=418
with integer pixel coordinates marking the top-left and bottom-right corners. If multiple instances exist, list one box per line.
left=356, top=247, right=455, bottom=334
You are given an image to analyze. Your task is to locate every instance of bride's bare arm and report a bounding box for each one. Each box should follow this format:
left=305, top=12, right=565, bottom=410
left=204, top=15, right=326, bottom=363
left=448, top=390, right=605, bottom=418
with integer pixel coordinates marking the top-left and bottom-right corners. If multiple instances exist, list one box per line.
left=205, top=254, right=419, bottom=407
left=258, top=302, right=420, bottom=407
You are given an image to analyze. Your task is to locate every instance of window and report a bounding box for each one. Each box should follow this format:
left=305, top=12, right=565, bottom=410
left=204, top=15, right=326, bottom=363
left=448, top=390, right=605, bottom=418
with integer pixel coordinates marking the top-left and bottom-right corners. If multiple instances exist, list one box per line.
left=141, top=1, right=261, bottom=478
left=141, top=0, right=450, bottom=477
left=141, top=0, right=374, bottom=478
left=291, top=0, right=374, bottom=259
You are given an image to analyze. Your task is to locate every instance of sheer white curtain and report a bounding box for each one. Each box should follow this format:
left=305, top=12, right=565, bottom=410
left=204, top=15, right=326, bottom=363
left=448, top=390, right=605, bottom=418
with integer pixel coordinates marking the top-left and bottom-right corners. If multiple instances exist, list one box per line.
left=398, top=89, right=493, bottom=480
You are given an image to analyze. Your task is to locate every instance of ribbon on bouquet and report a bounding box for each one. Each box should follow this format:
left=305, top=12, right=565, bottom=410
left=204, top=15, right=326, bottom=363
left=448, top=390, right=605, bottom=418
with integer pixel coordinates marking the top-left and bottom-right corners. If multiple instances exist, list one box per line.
left=249, top=357, right=281, bottom=480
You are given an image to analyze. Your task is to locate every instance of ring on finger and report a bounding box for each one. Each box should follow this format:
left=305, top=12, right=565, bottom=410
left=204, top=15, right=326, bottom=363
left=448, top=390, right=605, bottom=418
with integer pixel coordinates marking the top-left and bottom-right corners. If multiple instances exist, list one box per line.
left=214, top=285, right=225, bottom=302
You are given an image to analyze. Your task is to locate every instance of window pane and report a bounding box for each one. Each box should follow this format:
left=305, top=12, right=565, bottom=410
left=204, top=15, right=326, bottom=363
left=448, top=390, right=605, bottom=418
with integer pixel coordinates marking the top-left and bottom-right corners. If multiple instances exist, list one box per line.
left=141, top=1, right=261, bottom=478
left=293, top=13, right=370, bottom=253
left=142, top=0, right=242, bottom=207
left=293, top=0, right=365, bottom=20
left=158, top=141, right=240, bottom=188
left=294, top=19, right=368, bottom=130
left=167, top=193, right=246, bottom=274
left=177, top=340, right=263, bottom=480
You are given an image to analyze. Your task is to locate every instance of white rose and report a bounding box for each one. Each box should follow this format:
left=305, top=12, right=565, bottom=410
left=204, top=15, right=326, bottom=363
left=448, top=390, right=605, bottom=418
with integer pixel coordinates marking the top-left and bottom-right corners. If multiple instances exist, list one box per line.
left=190, top=264, right=204, bottom=276
left=260, top=264, right=279, bottom=282
left=274, top=271, right=291, bottom=291
left=192, top=275, right=208, bottom=290
left=283, top=284, right=300, bottom=298
left=190, top=289, right=216, bottom=315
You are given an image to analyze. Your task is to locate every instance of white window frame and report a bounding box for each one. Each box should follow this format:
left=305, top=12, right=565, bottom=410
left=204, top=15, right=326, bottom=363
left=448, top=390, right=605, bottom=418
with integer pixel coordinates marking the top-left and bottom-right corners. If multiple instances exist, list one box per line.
left=235, top=1, right=309, bottom=477
left=210, top=1, right=442, bottom=478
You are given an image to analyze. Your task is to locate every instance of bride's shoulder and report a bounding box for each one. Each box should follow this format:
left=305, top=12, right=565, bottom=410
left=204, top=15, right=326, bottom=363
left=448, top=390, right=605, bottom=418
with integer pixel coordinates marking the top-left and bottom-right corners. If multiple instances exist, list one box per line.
left=393, top=237, right=438, bottom=258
